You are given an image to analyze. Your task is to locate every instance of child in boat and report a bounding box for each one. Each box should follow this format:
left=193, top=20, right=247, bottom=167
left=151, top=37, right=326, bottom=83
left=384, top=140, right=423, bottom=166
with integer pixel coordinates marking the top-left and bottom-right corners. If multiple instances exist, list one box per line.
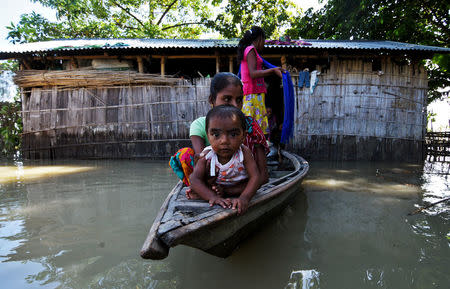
left=190, top=73, right=269, bottom=182
left=189, top=105, right=260, bottom=214
left=169, top=72, right=269, bottom=194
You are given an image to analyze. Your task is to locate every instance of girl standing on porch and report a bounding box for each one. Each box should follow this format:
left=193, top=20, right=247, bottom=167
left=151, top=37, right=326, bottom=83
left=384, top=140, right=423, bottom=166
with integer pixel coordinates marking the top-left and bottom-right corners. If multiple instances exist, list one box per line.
left=237, top=26, right=284, bottom=135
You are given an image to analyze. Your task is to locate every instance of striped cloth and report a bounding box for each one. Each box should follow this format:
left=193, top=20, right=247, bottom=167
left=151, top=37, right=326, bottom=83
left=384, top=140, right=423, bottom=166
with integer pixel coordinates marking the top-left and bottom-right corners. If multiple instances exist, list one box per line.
left=169, top=147, right=194, bottom=186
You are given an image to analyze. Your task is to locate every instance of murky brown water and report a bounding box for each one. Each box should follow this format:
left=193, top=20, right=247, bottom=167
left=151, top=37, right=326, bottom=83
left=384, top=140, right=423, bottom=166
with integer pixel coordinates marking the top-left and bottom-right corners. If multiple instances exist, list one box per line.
left=0, top=157, right=448, bottom=289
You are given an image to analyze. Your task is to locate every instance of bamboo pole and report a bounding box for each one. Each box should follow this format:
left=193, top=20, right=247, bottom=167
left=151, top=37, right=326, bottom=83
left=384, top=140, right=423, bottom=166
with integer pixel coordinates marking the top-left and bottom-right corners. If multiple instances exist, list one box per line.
left=215, top=54, right=220, bottom=74
left=408, top=197, right=450, bottom=215
left=161, top=56, right=166, bottom=77
left=137, top=56, right=144, bottom=73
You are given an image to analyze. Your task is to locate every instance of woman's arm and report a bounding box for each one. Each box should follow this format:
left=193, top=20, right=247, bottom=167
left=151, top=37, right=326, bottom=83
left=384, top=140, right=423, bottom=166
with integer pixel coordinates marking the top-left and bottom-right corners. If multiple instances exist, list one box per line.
left=253, top=145, right=269, bottom=186
left=190, top=135, right=205, bottom=164
left=190, top=158, right=231, bottom=208
left=247, top=49, right=283, bottom=79
left=231, top=146, right=260, bottom=214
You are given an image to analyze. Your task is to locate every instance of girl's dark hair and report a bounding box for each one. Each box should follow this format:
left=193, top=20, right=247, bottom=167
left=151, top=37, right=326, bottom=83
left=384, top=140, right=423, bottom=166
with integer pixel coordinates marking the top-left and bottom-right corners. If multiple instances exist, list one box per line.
left=206, top=105, right=247, bottom=132
left=209, top=72, right=242, bottom=105
left=237, top=26, right=266, bottom=63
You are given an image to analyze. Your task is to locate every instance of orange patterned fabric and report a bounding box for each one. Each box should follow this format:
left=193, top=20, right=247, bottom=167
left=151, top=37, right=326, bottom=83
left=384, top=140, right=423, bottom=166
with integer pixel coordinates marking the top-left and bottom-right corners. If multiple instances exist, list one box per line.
left=169, top=147, right=195, bottom=186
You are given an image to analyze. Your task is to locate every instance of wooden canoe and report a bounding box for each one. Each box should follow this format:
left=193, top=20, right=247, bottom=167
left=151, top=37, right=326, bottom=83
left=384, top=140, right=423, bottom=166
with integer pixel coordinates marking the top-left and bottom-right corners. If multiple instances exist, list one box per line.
left=140, top=150, right=309, bottom=260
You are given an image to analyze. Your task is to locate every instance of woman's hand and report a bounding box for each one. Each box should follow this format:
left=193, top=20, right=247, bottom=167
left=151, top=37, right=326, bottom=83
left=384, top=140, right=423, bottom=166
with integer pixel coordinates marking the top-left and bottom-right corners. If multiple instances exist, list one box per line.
left=273, top=67, right=285, bottom=78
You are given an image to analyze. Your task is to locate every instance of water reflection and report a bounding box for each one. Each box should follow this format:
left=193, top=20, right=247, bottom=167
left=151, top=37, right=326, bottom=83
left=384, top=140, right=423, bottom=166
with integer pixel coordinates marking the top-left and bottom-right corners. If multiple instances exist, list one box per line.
left=0, top=165, right=96, bottom=184
left=285, top=269, right=320, bottom=289
left=1, top=160, right=178, bottom=288
left=0, top=159, right=448, bottom=289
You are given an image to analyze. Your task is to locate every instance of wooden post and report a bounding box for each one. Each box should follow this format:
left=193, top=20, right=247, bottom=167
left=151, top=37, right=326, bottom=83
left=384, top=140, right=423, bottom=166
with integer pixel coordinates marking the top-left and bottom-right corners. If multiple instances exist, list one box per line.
left=22, top=59, right=31, bottom=70
left=216, top=55, right=220, bottom=74
left=228, top=56, right=233, bottom=73
left=70, top=57, right=78, bottom=69
left=137, top=56, right=144, bottom=73
left=161, top=56, right=166, bottom=77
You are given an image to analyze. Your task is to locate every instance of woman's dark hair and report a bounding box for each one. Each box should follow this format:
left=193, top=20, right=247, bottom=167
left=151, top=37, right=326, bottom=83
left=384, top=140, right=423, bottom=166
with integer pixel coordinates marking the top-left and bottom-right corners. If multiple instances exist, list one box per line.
left=209, top=72, right=243, bottom=105
left=237, top=26, right=266, bottom=63
left=206, top=105, right=247, bottom=132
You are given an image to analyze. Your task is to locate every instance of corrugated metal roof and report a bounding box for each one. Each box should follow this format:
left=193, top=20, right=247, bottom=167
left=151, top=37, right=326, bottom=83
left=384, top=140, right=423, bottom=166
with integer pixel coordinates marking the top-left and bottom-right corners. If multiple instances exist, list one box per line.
left=0, top=38, right=449, bottom=57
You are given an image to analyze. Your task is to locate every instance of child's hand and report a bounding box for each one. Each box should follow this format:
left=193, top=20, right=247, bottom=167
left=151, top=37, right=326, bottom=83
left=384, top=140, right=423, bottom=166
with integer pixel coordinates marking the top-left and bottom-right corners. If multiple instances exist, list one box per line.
left=209, top=196, right=231, bottom=209
left=231, top=196, right=250, bottom=215
left=194, top=151, right=207, bottom=164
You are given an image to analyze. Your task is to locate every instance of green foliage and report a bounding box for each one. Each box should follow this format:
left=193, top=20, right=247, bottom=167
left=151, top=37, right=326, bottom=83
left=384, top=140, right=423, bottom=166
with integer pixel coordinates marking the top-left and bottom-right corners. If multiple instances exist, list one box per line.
left=0, top=60, right=19, bottom=73
left=7, top=0, right=222, bottom=42
left=7, top=0, right=299, bottom=42
left=287, top=0, right=449, bottom=103
left=0, top=61, right=21, bottom=155
left=204, top=0, right=298, bottom=38
left=7, top=12, right=66, bottom=44
left=0, top=99, right=22, bottom=155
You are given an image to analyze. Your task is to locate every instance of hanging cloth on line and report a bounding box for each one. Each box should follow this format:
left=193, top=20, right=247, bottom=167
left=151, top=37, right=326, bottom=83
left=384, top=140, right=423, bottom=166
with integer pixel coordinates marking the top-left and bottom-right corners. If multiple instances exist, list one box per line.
left=238, top=58, right=294, bottom=144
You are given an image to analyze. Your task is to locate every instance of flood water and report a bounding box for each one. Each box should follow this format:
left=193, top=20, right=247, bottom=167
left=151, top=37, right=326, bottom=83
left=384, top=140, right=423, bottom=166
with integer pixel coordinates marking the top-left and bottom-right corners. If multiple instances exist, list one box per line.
left=0, top=157, right=449, bottom=289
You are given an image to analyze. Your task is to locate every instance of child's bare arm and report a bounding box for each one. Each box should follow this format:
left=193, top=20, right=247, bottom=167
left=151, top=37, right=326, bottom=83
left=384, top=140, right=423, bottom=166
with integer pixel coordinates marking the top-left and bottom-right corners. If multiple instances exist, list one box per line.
left=189, top=158, right=231, bottom=208
left=231, top=146, right=260, bottom=214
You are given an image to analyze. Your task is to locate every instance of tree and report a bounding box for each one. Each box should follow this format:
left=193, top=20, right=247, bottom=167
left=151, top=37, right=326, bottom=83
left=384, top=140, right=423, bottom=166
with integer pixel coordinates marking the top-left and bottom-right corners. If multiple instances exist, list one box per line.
left=0, top=61, right=21, bottom=155
left=287, top=0, right=449, bottom=103
left=205, top=0, right=298, bottom=38
left=7, top=0, right=299, bottom=43
left=8, top=0, right=218, bottom=43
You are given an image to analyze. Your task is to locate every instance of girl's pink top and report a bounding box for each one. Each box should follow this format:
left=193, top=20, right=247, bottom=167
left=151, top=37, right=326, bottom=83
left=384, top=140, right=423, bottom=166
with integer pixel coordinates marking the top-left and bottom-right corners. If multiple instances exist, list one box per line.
left=241, top=45, right=267, bottom=95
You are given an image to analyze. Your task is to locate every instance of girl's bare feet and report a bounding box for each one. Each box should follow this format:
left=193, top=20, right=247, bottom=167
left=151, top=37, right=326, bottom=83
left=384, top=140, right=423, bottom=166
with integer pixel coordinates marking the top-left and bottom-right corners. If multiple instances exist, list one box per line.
left=185, top=187, right=201, bottom=200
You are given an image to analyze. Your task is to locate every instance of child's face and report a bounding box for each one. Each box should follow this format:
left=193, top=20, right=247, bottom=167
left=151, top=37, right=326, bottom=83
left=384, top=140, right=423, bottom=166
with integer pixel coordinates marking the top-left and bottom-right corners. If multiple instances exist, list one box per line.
left=207, top=115, right=245, bottom=162
left=212, top=84, right=243, bottom=110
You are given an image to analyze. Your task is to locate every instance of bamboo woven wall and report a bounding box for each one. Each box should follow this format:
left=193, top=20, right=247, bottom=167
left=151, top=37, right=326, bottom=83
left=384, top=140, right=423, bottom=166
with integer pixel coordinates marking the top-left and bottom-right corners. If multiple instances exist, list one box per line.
left=289, top=57, right=427, bottom=161
left=21, top=78, right=211, bottom=158
left=20, top=56, right=428, bottom=161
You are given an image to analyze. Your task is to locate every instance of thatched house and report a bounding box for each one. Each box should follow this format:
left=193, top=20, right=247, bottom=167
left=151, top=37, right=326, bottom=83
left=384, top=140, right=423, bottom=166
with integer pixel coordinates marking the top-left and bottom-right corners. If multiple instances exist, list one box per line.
left=1, top=38, right=449, bottom=161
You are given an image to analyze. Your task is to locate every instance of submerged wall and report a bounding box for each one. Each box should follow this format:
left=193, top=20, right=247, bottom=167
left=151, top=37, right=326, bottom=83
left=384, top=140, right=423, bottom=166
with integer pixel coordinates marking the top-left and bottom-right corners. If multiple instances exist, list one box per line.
left=21, top=78, right=211, bottom=159
left=20, top=56, right=428, bottom=161
left=290, top=57, right=427, bottom=162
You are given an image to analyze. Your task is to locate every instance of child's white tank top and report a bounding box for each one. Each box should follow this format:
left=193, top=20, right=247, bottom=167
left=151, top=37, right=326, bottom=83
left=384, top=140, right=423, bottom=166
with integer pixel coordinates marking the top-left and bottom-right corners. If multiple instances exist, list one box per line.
left=202, top=145, right=248, bottom=186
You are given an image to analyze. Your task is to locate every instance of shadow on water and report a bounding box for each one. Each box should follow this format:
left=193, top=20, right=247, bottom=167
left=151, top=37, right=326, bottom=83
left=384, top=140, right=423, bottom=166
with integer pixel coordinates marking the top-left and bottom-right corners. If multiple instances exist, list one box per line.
left=0, top=158, right=449, bottom=289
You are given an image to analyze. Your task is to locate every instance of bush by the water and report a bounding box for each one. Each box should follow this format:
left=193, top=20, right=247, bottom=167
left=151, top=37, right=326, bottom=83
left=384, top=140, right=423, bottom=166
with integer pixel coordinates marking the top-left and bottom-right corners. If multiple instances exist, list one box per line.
left=0, top=100, right=22, bottom=155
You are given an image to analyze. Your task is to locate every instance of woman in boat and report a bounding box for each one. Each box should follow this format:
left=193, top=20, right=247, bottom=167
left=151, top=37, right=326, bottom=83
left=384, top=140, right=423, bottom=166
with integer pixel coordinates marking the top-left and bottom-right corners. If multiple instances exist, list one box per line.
left=169, top=72, right=268, bottom=196
left=190, top=105, right=260, bottom=214
left=237, top=26, right=284, bottom=137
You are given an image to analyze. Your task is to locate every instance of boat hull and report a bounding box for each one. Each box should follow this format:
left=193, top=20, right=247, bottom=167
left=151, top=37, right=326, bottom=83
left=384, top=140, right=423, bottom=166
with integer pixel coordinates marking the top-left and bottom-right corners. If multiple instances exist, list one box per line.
left=166, top=179, right=302, bottom=257
left=140, top=151, right=308, bottom=259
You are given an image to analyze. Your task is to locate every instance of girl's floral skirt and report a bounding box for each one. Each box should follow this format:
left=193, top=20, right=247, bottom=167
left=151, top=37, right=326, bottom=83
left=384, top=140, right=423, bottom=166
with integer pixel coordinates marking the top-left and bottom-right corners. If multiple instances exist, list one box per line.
left=242, top=93, right=269, bottom=135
